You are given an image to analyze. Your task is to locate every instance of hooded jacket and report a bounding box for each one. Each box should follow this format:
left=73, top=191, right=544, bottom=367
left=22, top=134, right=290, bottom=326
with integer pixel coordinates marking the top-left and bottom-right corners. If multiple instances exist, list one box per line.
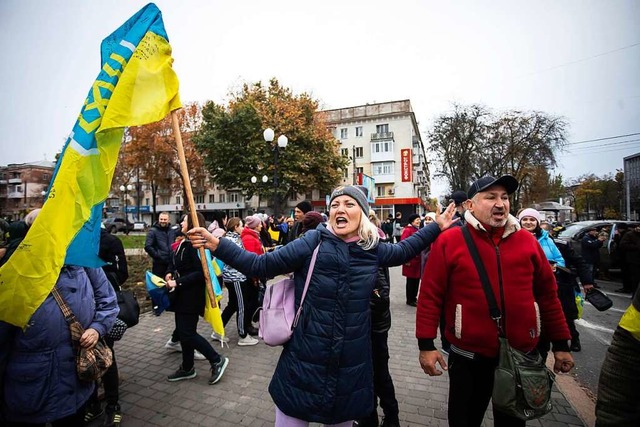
left=213, top=222, right=441, bottom=424
left=416, top=211, right=570, bottom=358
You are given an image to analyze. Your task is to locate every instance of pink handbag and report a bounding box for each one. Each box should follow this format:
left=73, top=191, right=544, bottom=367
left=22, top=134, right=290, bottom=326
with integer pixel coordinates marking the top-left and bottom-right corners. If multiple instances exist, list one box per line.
left=259, top=244, right=320, bottom=346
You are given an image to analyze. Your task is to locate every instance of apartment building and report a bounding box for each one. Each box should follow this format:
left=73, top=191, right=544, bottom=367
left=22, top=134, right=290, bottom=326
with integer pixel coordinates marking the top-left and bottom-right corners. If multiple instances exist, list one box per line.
left=624, top=152, right=640, bottom=220
left=109, top=99, right=431, bottom=225
left=0, top=161, right=55, bottom=220
left=321, top=100, right=431, bottom=220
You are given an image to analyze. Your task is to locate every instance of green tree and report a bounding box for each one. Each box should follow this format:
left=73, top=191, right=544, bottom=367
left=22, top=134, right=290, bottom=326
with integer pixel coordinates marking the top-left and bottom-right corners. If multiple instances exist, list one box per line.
left=115, top=103, right=206, bottom=221
left=193, top=79, right=347, bottom=213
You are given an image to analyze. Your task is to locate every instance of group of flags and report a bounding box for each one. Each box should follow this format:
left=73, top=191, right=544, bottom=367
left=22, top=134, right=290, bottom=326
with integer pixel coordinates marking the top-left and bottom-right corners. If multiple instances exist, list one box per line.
left=0, top=3, right=223, bottom=335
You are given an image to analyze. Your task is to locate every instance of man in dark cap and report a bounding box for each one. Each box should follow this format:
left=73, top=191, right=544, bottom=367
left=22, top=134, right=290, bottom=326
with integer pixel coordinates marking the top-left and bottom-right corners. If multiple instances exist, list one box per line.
left=449, top=190, right=468, bottom=226
left=417, top=175, right=573, bottom=427
left=293, top=200, right=313, bottom=238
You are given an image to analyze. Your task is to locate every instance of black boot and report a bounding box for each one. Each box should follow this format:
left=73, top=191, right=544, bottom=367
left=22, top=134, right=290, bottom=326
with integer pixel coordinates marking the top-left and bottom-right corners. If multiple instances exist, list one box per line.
left=570, top=337, right=581, bottom=352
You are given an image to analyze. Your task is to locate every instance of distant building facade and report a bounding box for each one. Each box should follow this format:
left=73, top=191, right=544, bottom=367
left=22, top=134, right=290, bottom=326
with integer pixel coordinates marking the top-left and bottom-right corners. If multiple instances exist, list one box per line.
left=624, top=152, right=640, bottom=220
left=106, top=99, right=431, bottom=225
left=321, top=100, right=431, bottom=219
left=0, top=161, right=55, bottom=221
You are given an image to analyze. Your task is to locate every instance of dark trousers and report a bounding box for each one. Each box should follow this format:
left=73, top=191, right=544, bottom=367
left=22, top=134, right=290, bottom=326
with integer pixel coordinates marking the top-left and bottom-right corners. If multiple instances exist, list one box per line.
left=151, top=261, right=168, bottom=277
left=405, top=277, right=419, bottom=304
left=371, top=331, right=399, bottom=421
left=6, top=402, right=87, bottom=427
left=88, top=338, right=118, bottom=407
left=222, top=280, right=256, bottom=337
left=447, top=351, right=526, bottom=427
left=628, top=263, right=640, bottom=294
left=174, top=312, right=221, bottom=370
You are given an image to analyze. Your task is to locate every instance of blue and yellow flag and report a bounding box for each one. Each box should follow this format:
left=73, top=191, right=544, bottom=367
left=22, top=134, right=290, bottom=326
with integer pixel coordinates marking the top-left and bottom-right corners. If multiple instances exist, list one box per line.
left=0, top=3, right=181, bottom=328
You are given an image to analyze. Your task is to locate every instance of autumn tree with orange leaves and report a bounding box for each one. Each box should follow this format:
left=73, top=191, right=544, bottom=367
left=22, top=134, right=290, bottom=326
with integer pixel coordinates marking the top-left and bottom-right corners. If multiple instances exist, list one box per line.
left=193, top=79, right=347, bottom=214
left=113, top=103, right=206, bottom=222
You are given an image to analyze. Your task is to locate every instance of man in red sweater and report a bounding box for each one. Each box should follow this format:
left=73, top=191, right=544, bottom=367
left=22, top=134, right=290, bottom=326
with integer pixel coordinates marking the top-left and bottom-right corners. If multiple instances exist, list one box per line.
left=416, top=175, right=574, bottom=427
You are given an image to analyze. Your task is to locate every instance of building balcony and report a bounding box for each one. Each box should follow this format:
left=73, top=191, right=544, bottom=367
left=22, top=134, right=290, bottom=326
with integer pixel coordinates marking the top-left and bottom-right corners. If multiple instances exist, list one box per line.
left=8, top=178, right=22, bottom=184
left=372, top=173, right=395, bottom=184
left=0, top=180, right=7, bottom=185
left=7, top=191, right=24, bottom=199
left=370, top=150, right=395, bottom=163
left=370, top=132, right=394, bottom=141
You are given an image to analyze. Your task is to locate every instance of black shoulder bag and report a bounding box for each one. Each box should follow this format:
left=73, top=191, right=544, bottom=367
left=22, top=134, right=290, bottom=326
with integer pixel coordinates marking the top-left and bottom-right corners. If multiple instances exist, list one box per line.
left=461, top=226, right=555, bottom=421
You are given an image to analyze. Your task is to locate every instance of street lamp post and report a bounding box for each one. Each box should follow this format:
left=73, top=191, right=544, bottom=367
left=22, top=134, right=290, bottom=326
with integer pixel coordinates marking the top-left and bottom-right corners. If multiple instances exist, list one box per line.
left=263, top=128, right=288, bottom=215
left=119, top=184, right=133, bottom=222
left=251, top=174, right=269, bottom=213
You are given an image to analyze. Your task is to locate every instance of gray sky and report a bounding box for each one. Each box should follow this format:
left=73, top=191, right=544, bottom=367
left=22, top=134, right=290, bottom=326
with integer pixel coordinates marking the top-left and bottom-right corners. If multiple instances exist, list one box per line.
left=1, top=0, right=639, bottom=198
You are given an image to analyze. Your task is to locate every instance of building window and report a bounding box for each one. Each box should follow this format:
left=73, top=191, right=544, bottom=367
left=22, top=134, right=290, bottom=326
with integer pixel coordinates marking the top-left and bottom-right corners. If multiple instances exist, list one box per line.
left=372, top=162, right=394, bottom=176
left=341, top=148, right=349, bottom=157
left=355, top=126, right=363, bottom=137
left=162, top=196, right=170, bottom=205
left=372, top=140, right=392, bottom=153
left=229, top=192, right=240, bottom=203
left=376, top=124, right=389, bottom=134
left=175, top=196, right=181, bottom=204
left=356, top=167, right=364, bottom=175
left=195, top=195, right=204, bottom=203
left=343, top=169, right=349, bottom=179
left=219, top=193, right=226, bottom=203
left=354, top=147, right=363, bottom=158
left=43, top=174, right=49, bottom=182
left=229, top=210, right=240, bottom=218
left=305, top=192, right=313, bottom=200
left=145, top=198, right=149, bottom=205
left=376, top=186, right=385, bottom=197
left=209, top=194, right=215, bottom=203
left=340, top=128, right=348, bottom=139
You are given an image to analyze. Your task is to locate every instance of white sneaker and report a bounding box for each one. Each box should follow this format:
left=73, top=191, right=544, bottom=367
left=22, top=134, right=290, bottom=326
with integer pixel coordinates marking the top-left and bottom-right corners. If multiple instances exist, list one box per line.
left=238, top=335, right=259, bottom=346
left=211, top=332, right=230, bottom=343
left=194, top=350, right=206, bottom=360
left=164, top=339, right=182, bottom=352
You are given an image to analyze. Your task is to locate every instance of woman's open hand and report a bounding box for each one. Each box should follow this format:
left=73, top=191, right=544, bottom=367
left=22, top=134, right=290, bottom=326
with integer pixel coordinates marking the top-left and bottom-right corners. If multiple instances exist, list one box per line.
left=436, top=202, right=458, bottom=231
left=188, top=227, right=220, bottom=252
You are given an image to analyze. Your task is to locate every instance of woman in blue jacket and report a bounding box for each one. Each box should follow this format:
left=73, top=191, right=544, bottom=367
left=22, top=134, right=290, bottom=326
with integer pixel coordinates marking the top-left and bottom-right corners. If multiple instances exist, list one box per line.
left=518, top=208, right=565, bottom=266
left=0, top=266, right=118, bottom=426
left=189, top=185, right=456, bottom=426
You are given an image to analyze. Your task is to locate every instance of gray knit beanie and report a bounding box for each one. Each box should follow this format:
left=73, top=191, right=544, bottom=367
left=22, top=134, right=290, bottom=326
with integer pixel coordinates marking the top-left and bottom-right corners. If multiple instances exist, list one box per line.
left=329, top=185, right=370, bottom=217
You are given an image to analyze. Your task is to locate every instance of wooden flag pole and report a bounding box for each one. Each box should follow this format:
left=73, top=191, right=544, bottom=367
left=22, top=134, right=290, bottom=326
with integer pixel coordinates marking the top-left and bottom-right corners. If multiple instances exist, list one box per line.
left=170, top=110, right=217, bottom=309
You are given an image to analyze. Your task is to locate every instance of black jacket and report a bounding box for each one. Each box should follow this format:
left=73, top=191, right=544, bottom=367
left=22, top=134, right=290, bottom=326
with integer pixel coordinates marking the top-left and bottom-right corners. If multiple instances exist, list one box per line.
left=99, top=229, right=128, bottom=290
left=370, top=265, right=391, bottom=333
left=581, top=234, right=603, bottom=264
left=144, top=223, right=177, bottom=265
left=554, top=238, right=593, bottom=319
left=168, top=240, right=206, bottom=316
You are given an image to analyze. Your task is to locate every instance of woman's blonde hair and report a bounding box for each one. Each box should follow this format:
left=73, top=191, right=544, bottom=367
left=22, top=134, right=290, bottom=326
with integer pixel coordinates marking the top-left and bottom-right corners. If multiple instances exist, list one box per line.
left=357, top=210, right=380, bottom=250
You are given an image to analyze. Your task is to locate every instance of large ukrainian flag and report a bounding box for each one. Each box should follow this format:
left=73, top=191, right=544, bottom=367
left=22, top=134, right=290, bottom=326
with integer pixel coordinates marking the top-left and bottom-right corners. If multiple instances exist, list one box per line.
left=0, top=3, right=181, bottom=328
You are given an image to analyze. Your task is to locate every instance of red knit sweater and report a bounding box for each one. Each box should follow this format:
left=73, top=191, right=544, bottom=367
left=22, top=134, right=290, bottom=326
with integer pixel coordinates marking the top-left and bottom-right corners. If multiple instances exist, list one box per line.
left=416, top=215, right=570, bottom=358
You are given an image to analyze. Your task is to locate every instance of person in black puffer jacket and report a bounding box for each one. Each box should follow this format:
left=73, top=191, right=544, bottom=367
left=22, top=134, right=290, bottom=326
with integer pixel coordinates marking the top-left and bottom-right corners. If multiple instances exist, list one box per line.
left=354, top=216, right=400, bottom=427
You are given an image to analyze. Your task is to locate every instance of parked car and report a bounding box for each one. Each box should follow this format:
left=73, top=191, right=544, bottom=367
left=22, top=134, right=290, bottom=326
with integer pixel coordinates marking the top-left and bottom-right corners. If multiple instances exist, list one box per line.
left=103, top=217, right=135, bottom=234
left=133, top=221, right=148, bottom=231
left=556, top=220, right=640, bottom=272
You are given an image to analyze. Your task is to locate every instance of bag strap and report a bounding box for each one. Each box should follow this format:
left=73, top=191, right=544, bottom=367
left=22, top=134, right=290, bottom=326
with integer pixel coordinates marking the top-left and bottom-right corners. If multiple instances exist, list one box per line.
left=51, top=285, right=85, bottom=336
left=461, top=226, right=503, bottom=335
left=292, top=243, right=321, bottom=328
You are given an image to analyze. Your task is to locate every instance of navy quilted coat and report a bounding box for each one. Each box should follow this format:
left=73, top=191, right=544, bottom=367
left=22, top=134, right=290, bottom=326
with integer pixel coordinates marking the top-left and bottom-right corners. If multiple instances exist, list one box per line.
left=214, top=223, right=441, bottom=423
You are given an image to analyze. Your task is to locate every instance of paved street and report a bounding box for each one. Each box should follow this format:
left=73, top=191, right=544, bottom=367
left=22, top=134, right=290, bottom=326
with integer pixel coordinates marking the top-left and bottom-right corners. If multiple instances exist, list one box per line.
left=103, top=266, right=591, bottom=426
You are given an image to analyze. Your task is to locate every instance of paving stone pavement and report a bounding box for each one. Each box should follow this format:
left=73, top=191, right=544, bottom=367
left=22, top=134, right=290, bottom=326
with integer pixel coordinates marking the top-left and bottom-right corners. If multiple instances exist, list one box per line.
left=100, top=266, right=588, bottom=426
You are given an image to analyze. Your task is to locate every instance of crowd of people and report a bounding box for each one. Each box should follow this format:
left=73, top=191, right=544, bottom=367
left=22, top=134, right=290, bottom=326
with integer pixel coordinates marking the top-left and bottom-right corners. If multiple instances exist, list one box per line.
left=1, top=178, right=639, bottom=427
